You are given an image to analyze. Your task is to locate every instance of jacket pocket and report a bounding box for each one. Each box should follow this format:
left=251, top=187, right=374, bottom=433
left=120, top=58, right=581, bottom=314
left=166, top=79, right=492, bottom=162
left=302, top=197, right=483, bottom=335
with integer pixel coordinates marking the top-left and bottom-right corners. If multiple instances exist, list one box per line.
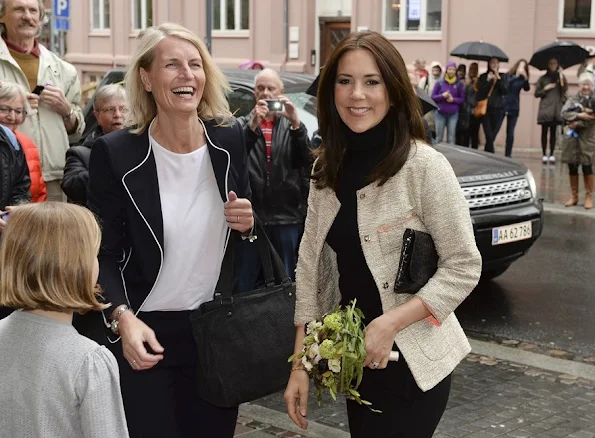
left=376, top=212, right=417, bottom=256
left=408, top=318, right=450, bottom=360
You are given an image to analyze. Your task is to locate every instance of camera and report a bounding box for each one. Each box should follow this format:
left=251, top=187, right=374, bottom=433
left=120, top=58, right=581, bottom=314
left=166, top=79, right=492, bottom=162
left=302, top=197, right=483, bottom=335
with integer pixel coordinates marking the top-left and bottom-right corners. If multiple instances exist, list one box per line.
left=265, top=99, right=284, bottom=112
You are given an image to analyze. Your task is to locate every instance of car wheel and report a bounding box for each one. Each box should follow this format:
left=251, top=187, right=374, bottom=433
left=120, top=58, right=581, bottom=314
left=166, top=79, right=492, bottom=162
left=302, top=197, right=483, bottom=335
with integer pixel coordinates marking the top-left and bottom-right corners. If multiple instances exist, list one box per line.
left=481, top=265, right=510, bottom=281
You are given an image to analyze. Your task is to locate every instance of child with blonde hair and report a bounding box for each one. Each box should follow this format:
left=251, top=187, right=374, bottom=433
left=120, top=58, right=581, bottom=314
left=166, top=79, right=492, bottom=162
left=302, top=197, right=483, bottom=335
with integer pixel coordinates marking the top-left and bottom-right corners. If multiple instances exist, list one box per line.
left=0, top=202, right=128, bottom=437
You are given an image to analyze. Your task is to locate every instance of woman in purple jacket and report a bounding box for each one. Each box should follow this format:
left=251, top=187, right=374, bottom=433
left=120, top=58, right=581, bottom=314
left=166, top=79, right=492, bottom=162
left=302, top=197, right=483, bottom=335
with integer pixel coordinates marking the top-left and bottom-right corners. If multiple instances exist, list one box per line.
left=432, top=61, right=465, bottom=144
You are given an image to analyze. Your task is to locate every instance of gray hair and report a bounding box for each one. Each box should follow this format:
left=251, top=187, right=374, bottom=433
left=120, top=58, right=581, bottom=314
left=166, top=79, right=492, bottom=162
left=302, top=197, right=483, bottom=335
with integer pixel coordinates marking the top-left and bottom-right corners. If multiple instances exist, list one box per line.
left=578, top=72, right=595, bottom=86
left=0, top=0, right=48, bottom=38
left=254, top=68, right=284, bottom=89
left=0, top=81, right=31, bottom=113
left=93, top=84, right=127, bottom=111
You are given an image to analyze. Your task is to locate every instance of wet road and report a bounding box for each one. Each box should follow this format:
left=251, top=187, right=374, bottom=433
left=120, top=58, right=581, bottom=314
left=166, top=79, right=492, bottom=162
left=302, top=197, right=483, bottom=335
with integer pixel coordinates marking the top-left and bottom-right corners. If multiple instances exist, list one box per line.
left=456, top=209, right=595, bottom=357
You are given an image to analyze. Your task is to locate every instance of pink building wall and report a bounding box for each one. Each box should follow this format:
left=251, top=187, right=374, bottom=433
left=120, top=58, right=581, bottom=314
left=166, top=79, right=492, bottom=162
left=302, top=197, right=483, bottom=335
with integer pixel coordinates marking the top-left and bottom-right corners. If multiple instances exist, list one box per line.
left=65, top=0, right=595, bottom=151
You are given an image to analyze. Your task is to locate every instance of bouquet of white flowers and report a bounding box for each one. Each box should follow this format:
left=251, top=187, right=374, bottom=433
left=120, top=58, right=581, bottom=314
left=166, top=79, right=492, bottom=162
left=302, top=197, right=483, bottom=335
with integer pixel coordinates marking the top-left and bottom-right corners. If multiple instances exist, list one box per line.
left=289, top=299, right=376, bottom=409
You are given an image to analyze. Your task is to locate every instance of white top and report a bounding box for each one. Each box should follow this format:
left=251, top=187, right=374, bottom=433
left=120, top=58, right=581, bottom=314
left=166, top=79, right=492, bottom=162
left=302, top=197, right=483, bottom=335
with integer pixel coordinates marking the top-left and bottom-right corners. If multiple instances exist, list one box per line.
left=0, top=311, right=129, bottom=438
left=141, top=129, right=228, bottom=312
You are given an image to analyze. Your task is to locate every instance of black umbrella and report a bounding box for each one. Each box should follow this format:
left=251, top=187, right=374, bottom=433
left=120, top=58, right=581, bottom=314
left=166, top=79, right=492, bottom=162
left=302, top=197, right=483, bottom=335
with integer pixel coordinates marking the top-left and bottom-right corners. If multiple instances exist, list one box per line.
left=529, top=40, right=590, bottom=70
left=450, top=41, right=509, bottom=62
left=306, top=75, right=437, bottom=115
left=415, top=86, right=438, bottom=114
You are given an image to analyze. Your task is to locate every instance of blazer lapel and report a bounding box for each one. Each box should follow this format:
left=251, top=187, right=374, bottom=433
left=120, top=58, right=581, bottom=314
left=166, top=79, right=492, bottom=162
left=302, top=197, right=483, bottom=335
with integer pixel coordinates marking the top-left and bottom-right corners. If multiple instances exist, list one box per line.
left=202, top=120, right=235, bottom=202
left=121, top=131, right=164, bottom=250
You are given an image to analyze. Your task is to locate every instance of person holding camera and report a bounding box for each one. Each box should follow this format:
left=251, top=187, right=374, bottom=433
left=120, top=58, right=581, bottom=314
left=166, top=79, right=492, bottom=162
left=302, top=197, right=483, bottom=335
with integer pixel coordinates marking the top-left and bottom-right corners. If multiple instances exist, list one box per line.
left=236, top=69, right=312, bottom=291
left=561, top=73, right=595, bottom=209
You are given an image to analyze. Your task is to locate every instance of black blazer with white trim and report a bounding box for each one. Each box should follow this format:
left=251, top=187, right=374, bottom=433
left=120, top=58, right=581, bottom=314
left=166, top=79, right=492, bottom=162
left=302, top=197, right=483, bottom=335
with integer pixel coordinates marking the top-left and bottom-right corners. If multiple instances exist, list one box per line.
left=87, top=118, right=250, bottom=334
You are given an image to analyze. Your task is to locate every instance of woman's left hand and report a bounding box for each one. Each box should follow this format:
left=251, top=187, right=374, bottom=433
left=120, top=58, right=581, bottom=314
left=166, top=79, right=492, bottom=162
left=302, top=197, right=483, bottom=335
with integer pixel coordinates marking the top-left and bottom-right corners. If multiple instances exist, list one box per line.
left=363, top=313, right=399, bottom=370
left=224, top=190, right=254, bottom=234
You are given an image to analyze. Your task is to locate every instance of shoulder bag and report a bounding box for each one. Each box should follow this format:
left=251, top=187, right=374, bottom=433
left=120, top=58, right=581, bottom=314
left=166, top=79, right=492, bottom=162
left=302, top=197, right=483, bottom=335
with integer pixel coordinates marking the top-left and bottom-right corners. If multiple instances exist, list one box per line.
left=189, top=221, right=296, bottom=407
left=473, top=78, right=498, bottom=119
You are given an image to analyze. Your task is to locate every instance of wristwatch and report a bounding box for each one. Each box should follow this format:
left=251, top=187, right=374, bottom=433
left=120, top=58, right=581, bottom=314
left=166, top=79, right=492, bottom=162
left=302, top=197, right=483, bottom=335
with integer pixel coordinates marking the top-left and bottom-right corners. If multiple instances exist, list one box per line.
left=62, top=107, right=74, bottom=120
left=110, top=304, right=132, bottom=335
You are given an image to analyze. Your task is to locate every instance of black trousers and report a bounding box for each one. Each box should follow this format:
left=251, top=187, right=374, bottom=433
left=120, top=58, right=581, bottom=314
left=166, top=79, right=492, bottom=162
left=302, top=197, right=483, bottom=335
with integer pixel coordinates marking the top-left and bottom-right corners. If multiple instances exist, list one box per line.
left=541, top=123, right=559, bottom=156
left=502, top=112, right=520, bottom=158
left=108, top=311, right=238, bottom=438
left=455, top=128, right=469, bottom=147
left=469, top=116, right=482, bottom=149
left=347, top=351, right=451, bottom=438
left=479, top=109, right=505, bottom=153
left=569, top=164, right=593, bottom=175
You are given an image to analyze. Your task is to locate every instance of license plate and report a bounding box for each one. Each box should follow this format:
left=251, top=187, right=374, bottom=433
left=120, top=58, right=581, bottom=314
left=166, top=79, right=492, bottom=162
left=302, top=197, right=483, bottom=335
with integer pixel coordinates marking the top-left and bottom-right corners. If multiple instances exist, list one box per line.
left=491, top=221, right=533, bottom=246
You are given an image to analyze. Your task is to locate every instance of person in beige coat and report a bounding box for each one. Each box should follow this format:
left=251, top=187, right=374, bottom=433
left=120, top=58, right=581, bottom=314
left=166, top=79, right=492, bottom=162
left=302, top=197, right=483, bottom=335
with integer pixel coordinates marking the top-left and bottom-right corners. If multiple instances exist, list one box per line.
left=0, top=0, right=85, bottom=201
left=561, top=73, right=595, bottom=209
left=284, top=31, right=482, bottom=437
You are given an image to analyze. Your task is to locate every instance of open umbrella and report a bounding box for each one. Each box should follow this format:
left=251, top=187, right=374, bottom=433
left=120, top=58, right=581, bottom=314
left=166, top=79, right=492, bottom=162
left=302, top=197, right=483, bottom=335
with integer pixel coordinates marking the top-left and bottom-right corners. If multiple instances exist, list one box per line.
left=529, top=40, right=590, bottom=70
left=415, top=86, right=438, bottom=115
left=306, top=75, right=437, bottom=115
left=450, top=41, right=509, bottom=62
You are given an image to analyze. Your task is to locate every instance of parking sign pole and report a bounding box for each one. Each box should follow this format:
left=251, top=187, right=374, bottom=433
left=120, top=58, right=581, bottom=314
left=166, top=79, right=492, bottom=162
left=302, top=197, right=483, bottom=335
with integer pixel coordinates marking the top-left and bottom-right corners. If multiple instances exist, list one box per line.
left=205, top=0, right=212, bottom=54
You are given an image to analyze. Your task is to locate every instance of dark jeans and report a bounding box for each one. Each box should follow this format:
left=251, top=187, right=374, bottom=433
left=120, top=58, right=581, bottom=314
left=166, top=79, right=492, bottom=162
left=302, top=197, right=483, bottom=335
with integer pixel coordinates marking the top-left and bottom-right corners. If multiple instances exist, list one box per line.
left=108, top=311, right=238, bottom=438
left=234, top=223, right=303, bottom=293
left=347, top=351, right=451, bottom=437
left=502, top=112, right=519, bottom=157
left=479, top=109, right=505, bottom=153
left=569, top=164, right=593, bottom=175
left=541, top=123, right=559, bottom=156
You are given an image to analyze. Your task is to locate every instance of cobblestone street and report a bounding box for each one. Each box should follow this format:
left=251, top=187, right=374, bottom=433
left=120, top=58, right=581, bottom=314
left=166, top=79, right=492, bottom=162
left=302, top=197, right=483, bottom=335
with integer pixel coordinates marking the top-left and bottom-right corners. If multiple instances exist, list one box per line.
left=234, top=352, right=595, bottom=438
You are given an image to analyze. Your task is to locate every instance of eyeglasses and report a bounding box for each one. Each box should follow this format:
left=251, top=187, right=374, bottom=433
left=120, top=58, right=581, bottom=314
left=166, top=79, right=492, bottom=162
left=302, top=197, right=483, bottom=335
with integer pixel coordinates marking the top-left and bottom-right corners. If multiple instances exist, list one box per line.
left=99, top=106, right=129, bottom=115
left=0, top=106, right=27, bottom=117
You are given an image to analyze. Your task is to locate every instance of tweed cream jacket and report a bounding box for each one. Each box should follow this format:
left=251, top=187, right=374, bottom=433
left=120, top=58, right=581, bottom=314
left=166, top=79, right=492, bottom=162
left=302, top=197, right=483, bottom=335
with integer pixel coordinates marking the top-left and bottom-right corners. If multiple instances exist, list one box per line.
left=294, top=142, right=482, bottom=392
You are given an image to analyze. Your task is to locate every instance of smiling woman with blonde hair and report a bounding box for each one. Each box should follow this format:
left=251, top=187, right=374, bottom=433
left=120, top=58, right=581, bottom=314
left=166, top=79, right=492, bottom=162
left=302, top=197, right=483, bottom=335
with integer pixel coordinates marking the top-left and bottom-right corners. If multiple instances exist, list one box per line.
left=87, top=22, right=254, bottom=437
left=0, top=202, right=128, bottom=438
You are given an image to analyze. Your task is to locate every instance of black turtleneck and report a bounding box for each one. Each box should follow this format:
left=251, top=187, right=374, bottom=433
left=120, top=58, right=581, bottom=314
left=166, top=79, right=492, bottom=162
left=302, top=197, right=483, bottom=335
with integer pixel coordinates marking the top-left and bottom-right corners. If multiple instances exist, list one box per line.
left=325, top=117, right=390, bottom=323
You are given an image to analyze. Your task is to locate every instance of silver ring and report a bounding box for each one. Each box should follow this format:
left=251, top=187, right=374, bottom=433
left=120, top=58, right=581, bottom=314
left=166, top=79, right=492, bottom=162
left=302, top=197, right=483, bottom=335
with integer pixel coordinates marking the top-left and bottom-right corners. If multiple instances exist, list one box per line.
left=237, top=215, right=240, bottom=223
left=371, top=361, right=379, bottom=368
left=131, top=360, right=137, bottom=365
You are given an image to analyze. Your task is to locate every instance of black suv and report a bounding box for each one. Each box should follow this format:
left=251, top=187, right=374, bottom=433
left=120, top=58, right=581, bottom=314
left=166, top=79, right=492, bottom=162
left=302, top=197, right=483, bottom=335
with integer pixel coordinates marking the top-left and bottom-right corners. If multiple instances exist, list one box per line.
left=83, top=69, right=544, bottom=280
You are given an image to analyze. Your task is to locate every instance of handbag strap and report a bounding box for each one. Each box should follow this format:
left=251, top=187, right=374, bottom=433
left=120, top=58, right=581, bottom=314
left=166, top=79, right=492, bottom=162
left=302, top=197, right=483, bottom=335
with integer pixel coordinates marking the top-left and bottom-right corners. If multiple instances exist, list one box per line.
left=215, top=216, right=291, bottom=301
left=487, top=77, right=498, bottom=98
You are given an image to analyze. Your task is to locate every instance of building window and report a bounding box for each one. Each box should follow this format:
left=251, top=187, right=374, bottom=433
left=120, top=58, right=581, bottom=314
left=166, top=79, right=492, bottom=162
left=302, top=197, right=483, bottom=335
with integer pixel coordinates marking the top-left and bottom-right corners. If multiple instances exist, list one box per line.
left=91, top=0, right=110, bottom=30
left=561, top=0, right=594, bottom=30
left=213, top=0, right=250, bottom=31
left=384, top=0, right=442, bottom=33
left=132, top=0, right=152, bottom=30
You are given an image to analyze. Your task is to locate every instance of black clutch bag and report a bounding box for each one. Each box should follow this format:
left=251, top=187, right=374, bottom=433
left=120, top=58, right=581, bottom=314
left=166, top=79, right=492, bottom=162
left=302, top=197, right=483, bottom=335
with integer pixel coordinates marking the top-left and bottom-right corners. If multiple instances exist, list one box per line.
left=394, top=228, right=439, bottom=294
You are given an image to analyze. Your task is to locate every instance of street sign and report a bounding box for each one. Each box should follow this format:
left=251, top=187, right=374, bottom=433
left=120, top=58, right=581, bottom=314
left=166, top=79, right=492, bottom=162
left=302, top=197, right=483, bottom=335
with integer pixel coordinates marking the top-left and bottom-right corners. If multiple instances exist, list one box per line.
left=54, top=0, right=69, bottom=19
left=55, top=18, right=69, bottom=31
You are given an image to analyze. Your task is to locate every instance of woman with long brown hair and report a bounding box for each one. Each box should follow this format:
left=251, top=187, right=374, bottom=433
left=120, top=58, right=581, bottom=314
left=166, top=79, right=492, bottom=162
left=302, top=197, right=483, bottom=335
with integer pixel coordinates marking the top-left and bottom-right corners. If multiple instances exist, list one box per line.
left=284, top=31, right=481, bottom=437
left=501, top=59, right=531, bottom=157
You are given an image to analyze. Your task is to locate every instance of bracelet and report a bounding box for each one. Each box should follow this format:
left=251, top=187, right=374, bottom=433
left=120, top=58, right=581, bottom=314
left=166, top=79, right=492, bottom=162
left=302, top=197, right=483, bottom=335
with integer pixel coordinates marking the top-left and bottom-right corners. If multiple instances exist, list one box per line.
left=110, top=304, right=132, bottom=335
left=291, top=367, right=307, bottom=372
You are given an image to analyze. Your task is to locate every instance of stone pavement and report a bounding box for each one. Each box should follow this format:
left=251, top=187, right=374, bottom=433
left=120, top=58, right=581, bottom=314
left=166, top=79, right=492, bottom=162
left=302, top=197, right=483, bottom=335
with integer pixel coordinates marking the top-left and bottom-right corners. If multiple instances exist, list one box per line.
left=234, top=350, right=595, bottom=437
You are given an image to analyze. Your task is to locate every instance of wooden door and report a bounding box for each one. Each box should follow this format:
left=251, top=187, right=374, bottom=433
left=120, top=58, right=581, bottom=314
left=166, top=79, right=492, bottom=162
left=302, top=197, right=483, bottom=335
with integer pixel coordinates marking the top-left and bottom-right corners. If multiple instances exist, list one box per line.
left=320, top=20, right=351, bottom=69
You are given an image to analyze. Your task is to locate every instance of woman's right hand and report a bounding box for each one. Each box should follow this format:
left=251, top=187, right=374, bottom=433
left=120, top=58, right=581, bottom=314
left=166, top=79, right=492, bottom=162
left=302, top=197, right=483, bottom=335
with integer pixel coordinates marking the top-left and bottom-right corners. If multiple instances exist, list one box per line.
left=284, top=369, right=310, bottom=430
left=544, top=83, right=556, bottom=91
left=118, top=311, right=164, bottom=371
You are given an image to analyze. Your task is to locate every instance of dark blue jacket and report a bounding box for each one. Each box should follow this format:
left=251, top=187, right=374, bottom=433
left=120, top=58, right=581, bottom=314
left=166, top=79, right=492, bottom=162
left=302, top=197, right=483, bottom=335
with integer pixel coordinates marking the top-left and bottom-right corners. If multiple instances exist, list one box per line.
left=504, top=75, right=530, bottom=114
